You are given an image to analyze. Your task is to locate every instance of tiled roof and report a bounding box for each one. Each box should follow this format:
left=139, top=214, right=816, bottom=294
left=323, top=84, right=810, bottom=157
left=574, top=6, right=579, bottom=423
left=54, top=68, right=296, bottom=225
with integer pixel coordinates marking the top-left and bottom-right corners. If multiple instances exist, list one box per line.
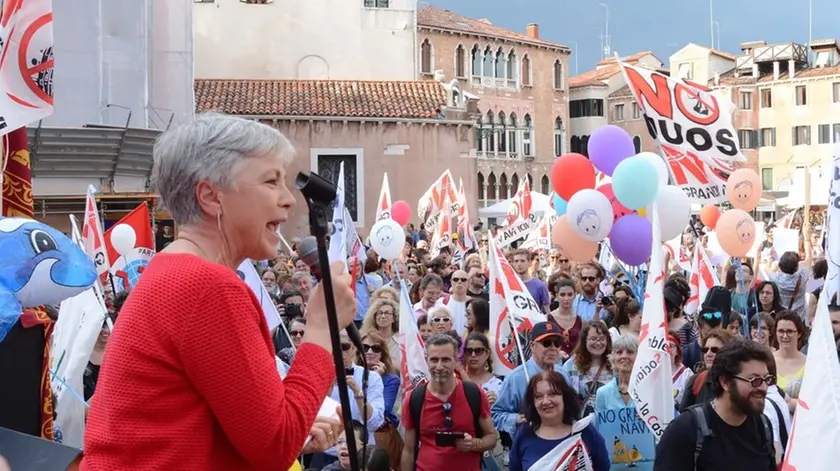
left=568, top=64, right=619, bottom=88
left=710, top=49, right=737, bottom=60
left=712, top=64, right=840, bottom=86
left=417, top=6, right=567, bottom=50
left=609, top=85, right=634, bottom=98
left=194, top=79, right=447, bottom=119
left=595, top=51, right=655, bottom=67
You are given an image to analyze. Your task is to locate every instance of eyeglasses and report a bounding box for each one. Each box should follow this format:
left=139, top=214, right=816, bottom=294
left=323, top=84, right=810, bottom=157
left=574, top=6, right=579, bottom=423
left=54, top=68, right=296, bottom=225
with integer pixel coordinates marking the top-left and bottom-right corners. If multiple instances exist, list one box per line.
left=473, top=273, right=486, bottom=279
left=290, top=330, right=305, bottom=337
left=362, top=344, right=383, bottom=354
left=734, top=374, right=777, bottom=388
left=442, top=402, right=453, bottom=429
left=777, top=329, right=798, bottom=337
left=540, top=338, right=563, bottom=348
left=376, top=311, right=394, bottom=317
left=464, top=347, right=487, bottom=356
left=431, top=317, right=451, bottom=324
left=702, top=312, right=723, bottom=320
left=558, top=259, right=570, bottom=264
left=340, top=343, right=353, bottom=351
left=587, top=336, right=607, bottom=345
left=452, top=277, right=467, bottom=282
left=701, top=346, right=720, bottom=354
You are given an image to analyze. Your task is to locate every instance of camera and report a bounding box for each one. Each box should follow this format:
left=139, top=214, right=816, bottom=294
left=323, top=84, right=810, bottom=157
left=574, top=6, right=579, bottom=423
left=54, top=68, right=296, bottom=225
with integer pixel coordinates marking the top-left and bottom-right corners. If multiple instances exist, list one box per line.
left=601, top=295, right=615, bottom=307
left=283, top=303, right=303, bottom=318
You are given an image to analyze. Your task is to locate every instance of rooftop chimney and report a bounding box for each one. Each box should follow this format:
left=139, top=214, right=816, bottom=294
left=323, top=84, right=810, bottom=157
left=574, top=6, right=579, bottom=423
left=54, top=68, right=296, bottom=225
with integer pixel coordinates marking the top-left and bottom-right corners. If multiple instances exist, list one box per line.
left=526, top=23, right=539, bottom=39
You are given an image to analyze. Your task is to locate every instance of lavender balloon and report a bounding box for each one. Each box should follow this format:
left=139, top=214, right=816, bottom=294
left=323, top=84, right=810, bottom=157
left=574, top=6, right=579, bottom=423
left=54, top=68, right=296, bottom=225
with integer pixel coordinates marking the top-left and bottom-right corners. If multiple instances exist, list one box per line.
left=609, top=214, right=652, bottom=266
left=588, top=125, right=636, bottom=176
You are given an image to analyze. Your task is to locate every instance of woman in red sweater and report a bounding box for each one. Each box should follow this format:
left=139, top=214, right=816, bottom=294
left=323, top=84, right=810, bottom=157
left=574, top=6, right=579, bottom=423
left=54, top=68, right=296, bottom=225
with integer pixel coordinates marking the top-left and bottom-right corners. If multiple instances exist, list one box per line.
left=81, top=113, right=357, bottom=471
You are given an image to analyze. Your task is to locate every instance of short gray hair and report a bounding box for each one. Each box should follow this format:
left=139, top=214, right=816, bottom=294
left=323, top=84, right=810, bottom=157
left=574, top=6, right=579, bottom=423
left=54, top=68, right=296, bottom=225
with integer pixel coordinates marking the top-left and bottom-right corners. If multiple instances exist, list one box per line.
left=152, top=112, right=295, bottom=225
left=425, top=333, right=459, bottom=353
left=612, top=334, right=639, bottom=354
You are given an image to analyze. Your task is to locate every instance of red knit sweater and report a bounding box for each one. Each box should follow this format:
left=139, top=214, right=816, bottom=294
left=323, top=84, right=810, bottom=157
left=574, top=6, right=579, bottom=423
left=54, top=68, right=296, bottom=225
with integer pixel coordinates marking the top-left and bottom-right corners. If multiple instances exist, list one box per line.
left=81, top=253, right=335, bottom=471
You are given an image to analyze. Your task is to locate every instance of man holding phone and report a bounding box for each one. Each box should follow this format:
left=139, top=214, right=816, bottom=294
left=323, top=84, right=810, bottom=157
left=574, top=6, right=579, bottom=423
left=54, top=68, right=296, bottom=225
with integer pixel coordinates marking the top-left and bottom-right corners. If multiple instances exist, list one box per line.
left=401, top=334, right=497, bottom=471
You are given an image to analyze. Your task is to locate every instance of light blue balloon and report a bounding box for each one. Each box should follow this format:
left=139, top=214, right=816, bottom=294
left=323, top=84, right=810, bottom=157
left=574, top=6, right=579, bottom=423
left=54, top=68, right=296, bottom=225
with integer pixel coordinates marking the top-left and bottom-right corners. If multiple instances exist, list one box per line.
left=612, top=157, right=660, bottom=210
left=552, top=193, right=568, bottom=216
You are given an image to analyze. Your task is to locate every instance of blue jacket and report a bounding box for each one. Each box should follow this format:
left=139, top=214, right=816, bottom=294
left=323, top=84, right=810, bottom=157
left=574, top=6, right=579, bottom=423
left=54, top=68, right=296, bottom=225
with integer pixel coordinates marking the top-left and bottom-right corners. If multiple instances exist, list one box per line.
left=491, top=359, right=571, bottom=436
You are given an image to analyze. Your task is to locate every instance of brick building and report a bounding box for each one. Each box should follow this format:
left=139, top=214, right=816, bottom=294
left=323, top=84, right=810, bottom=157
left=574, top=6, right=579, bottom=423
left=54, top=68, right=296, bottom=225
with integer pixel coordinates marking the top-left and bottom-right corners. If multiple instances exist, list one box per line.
left=416, top=6, right=571, bottom=207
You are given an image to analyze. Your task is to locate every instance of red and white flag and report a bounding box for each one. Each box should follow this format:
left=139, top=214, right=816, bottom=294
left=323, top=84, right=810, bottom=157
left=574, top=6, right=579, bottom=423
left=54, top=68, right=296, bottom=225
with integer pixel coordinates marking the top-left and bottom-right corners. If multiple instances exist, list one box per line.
left=374, top=173, right=392, bottom=222
left=81, top=185, right=110, bottom=281
left=629, top=204, right=674, bottom=442
left=497, top=178, right=537, bottom=248
left=418, top=169, right=458, bottom=232
left=398, top=284, right=428, bottom=394
left=456, top=178, right=477, bottom=252
left=0, top=0, right=54, bottom=136
left=487, top=237, right=546, bottom=376
left=686, top=244, right=718, bottom=314
left=526, top=416, right=595, bottom=470
left=429, top=210, right=452, bottom=258
left=103, top=203, right=155, bottom=292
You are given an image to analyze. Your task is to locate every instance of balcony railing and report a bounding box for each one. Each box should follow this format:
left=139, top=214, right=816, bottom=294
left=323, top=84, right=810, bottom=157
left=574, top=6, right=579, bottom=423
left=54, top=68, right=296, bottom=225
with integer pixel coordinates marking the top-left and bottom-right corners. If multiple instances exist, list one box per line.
left=476, top=150, right=524, bottom=160
left=471, top=76, right=519, bottom=91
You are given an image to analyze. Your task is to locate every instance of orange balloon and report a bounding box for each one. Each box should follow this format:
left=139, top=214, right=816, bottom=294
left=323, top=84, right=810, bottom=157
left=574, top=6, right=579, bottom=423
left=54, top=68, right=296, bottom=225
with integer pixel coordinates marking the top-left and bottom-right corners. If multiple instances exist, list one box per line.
left=726, top=169, right=762, bottom=211
left=551, top=216, right=599, bottom=262
left=716, top=209, right=756, bottom=257
left=699, top=205, right=721, bottom=229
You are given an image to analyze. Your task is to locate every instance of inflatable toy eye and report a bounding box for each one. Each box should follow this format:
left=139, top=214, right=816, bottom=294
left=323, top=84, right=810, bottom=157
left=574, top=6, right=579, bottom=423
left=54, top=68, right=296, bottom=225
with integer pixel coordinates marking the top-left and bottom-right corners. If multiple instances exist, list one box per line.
left=29, top=229, right=57, bottom=254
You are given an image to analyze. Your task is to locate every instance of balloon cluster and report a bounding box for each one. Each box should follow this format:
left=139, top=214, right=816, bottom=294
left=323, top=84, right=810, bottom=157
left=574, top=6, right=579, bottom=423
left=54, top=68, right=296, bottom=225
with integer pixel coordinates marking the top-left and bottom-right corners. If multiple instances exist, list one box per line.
left=369, top=200, right=412, bottom=260
left=702, top=169, right=761, bottom=257
left=549, top=125, right=691, bottom=266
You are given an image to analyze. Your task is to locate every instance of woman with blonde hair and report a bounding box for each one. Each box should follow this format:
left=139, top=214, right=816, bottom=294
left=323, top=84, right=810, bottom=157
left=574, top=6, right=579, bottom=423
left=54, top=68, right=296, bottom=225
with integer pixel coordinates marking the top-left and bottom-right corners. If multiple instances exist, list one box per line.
left=361, top=297, right=400, bottom=366
left=360, top=331, right=403, bottom=471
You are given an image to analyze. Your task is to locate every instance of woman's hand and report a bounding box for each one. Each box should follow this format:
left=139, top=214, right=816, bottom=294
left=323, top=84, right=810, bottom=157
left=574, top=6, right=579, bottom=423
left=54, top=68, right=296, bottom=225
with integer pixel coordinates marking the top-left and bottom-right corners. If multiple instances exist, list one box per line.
left=300, top=416, right=342, bottom=454
left=486, top=391, right=497, bottom=405
left=370, top=362, right=385, bottom=374
left=303, top=262, right=357, bottom=351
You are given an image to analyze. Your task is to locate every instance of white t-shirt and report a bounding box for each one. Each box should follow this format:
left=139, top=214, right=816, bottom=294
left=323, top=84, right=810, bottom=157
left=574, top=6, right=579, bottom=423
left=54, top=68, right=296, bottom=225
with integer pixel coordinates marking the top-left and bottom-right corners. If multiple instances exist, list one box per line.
left=764, top=385, right=792, bottom=453
left=443, top=297, right=468, bottom=335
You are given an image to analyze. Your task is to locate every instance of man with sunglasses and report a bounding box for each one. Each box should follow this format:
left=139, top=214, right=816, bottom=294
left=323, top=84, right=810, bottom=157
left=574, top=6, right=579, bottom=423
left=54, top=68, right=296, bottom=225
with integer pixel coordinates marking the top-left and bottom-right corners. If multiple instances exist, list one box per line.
left=466, top=268, right=489, bottom=301
left=491, top=322, right=572, bottom=438
left=443, top=270, right=470, bottom=335
left=655, top=340, right=777, bottom=471
left=572, top=262, right=606, bottom=321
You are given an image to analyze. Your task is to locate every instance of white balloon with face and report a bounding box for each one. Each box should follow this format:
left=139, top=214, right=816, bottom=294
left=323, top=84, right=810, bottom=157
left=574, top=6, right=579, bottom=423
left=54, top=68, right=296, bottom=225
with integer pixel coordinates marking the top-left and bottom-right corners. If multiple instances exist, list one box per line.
left=565, top=189, right=614, bottom=242
left=369, top=218, right=406, bottom=261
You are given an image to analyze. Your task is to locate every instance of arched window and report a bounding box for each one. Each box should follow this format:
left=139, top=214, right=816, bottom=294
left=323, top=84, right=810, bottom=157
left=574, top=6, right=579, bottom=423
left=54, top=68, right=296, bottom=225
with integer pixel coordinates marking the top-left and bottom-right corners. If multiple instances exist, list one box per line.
left=486, top=110, right=496, bottom=153
left=495, top=47, right=506, bottom=78
left=581, top=135, right=590, bottom=157
left=455, top=44, right=466, bottom=78
left=475, top=113, right=483, bottom=152
left=499, top=173, right=509, bottom=200
left=541, top=175, right=550, bottom=194
left=487, top=172, right=497, bottom=200
left=477, top=172, right=485, bottom=202
left=507, top=50, right=517, bottom=81
left=511, top=173, right=519, bottom=193
left=523, top=114, right=533, bottom=156
left=421, top=39, right=433, bottom=74
left=508, top=113, right=518, bottom=155
left=571, top=135, right=581, bottom=154
left=633, top=135, right=642, bottom=153
left=521, top=54, right=531, bottom=85
left=483, top=46, right=494, bottom=78
left=498, top=111, right=507, bottom=152
left=554, top=117, right=565, bottom=157
left=553, top=60, right=564, bottom=89
left=471, top=44, right=481, bottom=76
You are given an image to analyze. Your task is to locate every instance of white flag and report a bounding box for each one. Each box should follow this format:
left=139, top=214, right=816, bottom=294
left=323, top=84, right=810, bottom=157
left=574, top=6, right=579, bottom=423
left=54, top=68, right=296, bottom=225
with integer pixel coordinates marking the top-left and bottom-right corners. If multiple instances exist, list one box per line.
left=375, top=173, right=392, bottom=222
left=235, top=259, right=282, bottom=332
left=328, top=162, right=348, bottom=267
left=628, top=204, right=674, bottom=442
left=526, top=415, right=595, bottom=470
left=398, top=283, right=428, bottom=394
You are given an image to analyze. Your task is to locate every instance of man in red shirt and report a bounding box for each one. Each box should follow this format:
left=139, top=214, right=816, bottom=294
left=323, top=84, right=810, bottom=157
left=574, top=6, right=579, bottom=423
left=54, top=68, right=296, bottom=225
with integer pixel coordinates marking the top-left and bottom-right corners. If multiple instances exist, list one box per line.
left=401, top=334, right=497, bottom=471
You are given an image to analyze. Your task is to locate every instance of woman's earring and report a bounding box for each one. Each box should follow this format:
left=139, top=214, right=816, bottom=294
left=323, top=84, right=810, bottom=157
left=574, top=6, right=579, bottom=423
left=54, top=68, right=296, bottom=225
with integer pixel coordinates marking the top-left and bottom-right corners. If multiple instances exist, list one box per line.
left=216, top=211, right=223, bottom=232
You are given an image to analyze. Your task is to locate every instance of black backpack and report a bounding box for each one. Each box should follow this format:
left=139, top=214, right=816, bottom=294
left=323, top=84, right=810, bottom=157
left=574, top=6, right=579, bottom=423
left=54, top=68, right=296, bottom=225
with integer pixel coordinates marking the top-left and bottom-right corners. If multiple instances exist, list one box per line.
left=408, top=381, right=483, bottom=469
left=689, top=404, right=775, bottom=470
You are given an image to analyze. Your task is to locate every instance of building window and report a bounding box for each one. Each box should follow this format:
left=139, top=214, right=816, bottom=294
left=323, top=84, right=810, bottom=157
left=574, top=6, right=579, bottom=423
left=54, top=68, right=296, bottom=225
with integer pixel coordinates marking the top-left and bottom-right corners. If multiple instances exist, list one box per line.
left=759, top=128, right=776, bottom=147
left=613, top=103, right=625, bottom=121
left=834, top=123, right=840, bottom=142
left=523, top=114, right=533, bottom=156
left=792, top=125, right=811, bottom=145
left=483, top=46, right=493, bottom=77
left=487, top=173, right=497, bottom=200
left=760, top=88, right=772, bottom=108
left=363, top=0, right=388, bottom=6
left=508, top=113, right=518, bottom=155
left=739, top=91, right=753, bottom=110
left=313, top=151, right=363, bottom=223
left=454, top=45, right=466, bottom=78
left=420, top=39, right=433, bottom=75
left=485, top=111, right=496, bottom=152
left=471, top=44, right=481, bottom=77
left=571, top=135, right=581, bottom=154
left=498, top=112, right=507, bottom=153
left=477, top=172, right=485, bottom=201
left=581, top=135, right=590, bottom=157
left=633, top=136, right=641, bottom=153
left=819, top=124, right=832, bottom=144
left=521, top=55, right=531, bottom=86
left=511, top=174, right=520, bottom=193
left=570, top=99, right=604, bottom=118
left=553, top=60, right=564, bottom=89
left=554, top=117, right=565, bottom=157
left=738, top=129, right=757, bottom=149
left=499, top=173, right=509, bottom=200
left=632, top=102, right=641, bottom=119
left=833, top=82, right=840, bottom=103
left=761, top=168, right=773, bottom=191
left=795, top=85, right=807, bottom=106
left=677, top=62, right=693, bottom=80
left=507, top=50, right=517, bottom=82
left=494, top=47, right=506, bottom=78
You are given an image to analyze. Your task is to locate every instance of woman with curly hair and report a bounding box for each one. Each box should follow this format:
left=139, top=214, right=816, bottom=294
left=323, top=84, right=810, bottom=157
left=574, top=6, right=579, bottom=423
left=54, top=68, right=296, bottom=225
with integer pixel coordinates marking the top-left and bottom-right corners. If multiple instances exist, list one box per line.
left=361, top=297, right=400, bottom=367
left=564, top=321, right=613, bottom=415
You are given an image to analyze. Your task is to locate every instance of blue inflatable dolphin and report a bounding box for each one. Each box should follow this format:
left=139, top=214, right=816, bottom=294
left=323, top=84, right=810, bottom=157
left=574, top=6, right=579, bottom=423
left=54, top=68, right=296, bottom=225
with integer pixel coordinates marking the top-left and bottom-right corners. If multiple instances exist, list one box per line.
left=0, top=217, right=97, bottom=343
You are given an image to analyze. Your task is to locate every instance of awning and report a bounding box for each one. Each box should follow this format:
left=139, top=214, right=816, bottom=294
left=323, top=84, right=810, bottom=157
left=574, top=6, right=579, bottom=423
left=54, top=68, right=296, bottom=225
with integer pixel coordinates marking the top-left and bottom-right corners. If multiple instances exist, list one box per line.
left=478, top=192, right=552, bottom=219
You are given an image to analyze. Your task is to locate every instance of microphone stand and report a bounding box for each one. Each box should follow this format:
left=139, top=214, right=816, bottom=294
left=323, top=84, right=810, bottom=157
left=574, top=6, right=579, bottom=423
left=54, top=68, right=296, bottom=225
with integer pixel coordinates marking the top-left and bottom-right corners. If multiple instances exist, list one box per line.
left=302, top=198, right=362, bottom=471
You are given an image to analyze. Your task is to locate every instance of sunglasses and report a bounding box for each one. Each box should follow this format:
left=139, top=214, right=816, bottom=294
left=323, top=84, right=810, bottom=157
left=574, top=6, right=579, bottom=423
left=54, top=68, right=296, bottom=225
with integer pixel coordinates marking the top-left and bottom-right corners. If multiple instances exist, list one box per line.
left=464, top=347, right=487, bottom=356
left=557, top=259, right=570, bottom=263
left=580, top=276, right=597, bottom=282
left=540, top=338, right=563, bottom=348
left=442, top=402, right=453, bottom=429
left=474, top=273, right=486, bottom=278
left=362, top=344, right=383, bottom=354
left=431, top=317, right=451, bottom=324
left=340, top=343, right=352, bottom=351
left=702, top=312, right=723, bottom=320
left=734, top=374, right=777, bottom=388
left=452, top=277, right=467, bottom=282
left=701, top=346, right=720, bottom=354
left=290, top=330, right=305, bottom=337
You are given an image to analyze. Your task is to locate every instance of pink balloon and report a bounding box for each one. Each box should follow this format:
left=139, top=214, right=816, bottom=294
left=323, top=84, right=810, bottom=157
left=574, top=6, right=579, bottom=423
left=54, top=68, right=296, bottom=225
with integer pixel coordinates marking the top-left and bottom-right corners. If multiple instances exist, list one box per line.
left=716, top=209, right=756, bottom=257
left=597, top=183, right=635, bottom=224
left=551, top=216, right=599, bottom=263
left=390, top=200, right=411, bottom=226
left=726, top=169, right=762, bottom=212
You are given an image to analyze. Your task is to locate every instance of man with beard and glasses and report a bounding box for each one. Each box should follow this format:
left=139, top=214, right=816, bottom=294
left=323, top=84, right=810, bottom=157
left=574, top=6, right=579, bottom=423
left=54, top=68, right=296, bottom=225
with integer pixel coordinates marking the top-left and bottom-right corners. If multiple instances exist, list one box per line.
left=572, top=262, right=606, bottom=321
left=401, top=334, right=497, bottom=471
left=654, top=339, right=776, bottom=471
